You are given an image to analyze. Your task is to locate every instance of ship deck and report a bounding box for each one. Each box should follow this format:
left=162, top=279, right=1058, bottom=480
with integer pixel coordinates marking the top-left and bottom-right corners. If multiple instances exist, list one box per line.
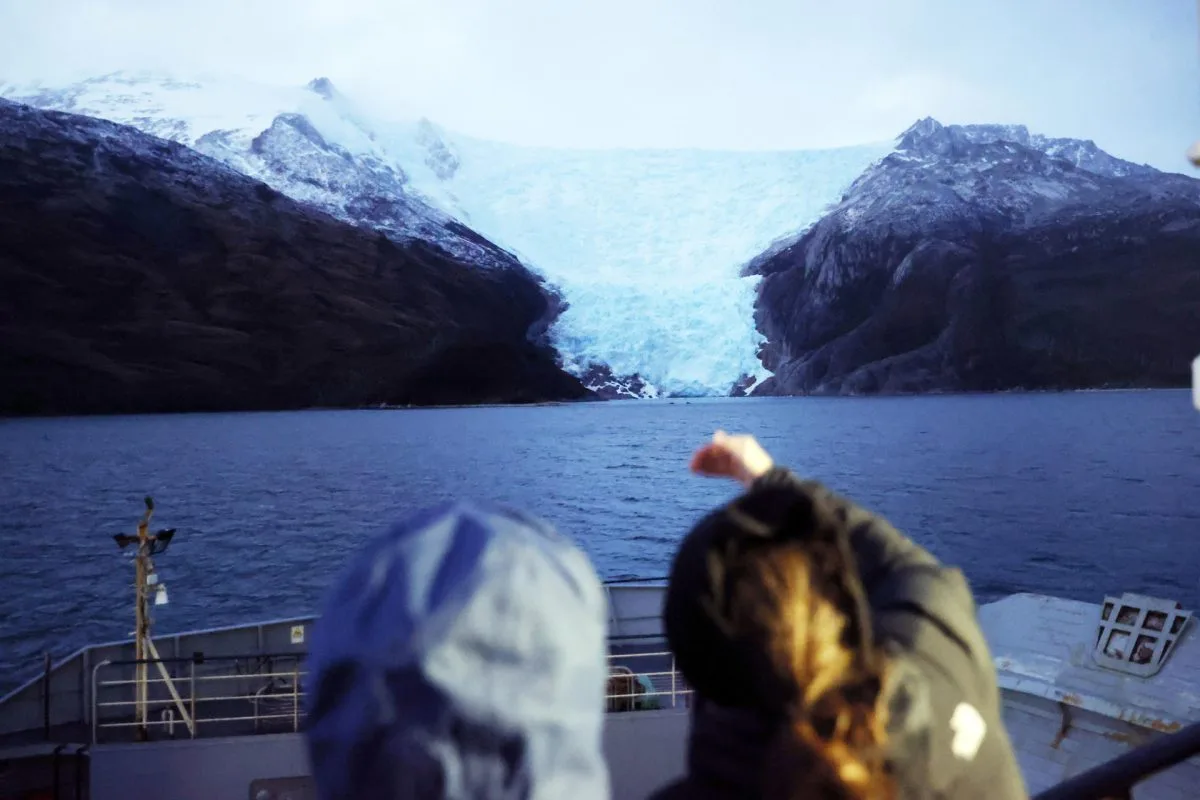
left=0, top=581, right=684, bottom=750
left=980, top=592, right=1200, bottom=798
left=6, top=584, right=1200, bottom=799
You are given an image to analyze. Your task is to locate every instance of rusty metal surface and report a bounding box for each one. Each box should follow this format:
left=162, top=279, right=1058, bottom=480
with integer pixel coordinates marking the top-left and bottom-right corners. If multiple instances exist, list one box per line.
left=982, top=594, right=1200, bottom=733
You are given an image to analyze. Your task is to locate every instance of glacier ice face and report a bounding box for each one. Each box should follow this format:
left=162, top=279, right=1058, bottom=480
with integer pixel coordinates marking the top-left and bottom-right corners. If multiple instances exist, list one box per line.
left=412, top=136, right=891, bottom=395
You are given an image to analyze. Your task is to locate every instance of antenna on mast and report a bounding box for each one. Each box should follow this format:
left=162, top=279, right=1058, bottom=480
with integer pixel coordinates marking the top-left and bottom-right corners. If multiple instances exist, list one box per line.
left=113, top=496, right=192, bottom=741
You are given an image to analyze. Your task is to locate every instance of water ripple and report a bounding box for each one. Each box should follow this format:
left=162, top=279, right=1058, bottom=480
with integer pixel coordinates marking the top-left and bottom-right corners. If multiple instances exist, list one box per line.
left=0, top=391, right=1197, bottom=692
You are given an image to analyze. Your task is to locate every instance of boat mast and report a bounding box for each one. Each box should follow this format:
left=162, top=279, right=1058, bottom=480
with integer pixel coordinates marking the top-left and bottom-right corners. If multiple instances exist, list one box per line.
left=114, top=497, right=181, bottom=740
left=134, top=500, right=152, bottom=739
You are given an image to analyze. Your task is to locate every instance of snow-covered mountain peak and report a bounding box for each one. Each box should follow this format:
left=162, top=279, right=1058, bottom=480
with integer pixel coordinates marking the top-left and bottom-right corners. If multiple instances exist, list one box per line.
left=5, top=71, right=534, bottom=277
left=898, top=116, right=945, bottom=142
left=1, top=71, right=310, bottom=148
left=896, top=116, right=1157, bottom=179
left=747, top=116, right=1200, bottom=294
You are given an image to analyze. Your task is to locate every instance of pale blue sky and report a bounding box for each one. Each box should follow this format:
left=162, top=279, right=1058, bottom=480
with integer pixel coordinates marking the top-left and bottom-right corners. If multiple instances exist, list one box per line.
left=1, top=0, right=1197, bottom=172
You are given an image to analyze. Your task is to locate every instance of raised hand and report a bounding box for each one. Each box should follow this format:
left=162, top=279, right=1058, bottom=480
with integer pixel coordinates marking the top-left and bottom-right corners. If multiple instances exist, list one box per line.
left=689, top=430, right=775, bottom=487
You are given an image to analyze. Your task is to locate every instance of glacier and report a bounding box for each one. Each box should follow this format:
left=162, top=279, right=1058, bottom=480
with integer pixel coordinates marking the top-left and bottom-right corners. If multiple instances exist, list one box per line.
left=404, top=135, right=891, bottom=396
left=0, top=72, right=891, bottom=396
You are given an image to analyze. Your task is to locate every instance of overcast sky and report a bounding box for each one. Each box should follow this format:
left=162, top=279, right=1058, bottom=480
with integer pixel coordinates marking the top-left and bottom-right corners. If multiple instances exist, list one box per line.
left=1, top=0, right=1197, bottom=171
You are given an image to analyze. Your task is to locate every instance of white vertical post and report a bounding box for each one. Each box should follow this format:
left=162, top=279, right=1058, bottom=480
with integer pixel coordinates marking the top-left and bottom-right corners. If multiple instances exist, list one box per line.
left=293, top=661, right=300, bottom=732
left=671, top=656, right=677, bottom=709
left=1191, top=355, right=1199, bottom=411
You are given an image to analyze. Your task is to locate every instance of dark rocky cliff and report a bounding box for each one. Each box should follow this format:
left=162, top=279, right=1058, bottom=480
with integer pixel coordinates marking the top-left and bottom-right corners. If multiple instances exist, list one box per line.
left=749, top=118, right=1200, bottom=395
left=0, top=99, right=592, bottom=415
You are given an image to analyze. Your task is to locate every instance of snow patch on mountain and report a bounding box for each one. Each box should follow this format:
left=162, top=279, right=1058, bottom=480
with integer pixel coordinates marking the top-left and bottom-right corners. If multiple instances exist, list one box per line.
left=0, top=71, right=514, bottom=270
left=898, top=117, right=1158, bottom=179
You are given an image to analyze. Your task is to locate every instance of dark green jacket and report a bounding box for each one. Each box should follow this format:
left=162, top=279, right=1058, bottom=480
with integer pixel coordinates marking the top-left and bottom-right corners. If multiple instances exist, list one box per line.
left=651, top=467, right=1028, bottom=800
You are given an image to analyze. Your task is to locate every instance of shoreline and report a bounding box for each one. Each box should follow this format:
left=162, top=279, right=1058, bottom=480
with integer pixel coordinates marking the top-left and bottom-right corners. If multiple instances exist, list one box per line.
left=0, top=385, right=1190, bottom=421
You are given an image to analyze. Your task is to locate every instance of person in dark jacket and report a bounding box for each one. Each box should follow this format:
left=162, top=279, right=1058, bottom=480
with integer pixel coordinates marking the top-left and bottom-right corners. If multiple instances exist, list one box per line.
left=650, top=431, right=1028, bottom=800
left=303, top=501, right=611, bottom=800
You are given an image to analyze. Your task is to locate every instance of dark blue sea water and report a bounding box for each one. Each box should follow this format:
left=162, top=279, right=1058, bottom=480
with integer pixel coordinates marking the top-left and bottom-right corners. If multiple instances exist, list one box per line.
left=1, top=391, right=1198, bottom=694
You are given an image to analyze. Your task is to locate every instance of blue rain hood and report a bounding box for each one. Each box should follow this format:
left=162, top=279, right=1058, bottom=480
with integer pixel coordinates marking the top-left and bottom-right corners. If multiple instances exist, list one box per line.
left=305, top=501, right=611, bottom=800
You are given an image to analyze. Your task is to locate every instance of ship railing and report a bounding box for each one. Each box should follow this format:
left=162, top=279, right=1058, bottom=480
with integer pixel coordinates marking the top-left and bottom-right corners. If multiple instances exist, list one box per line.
left=2, top=584, right=666, bottom=740
left=604, top=643, right=693, bottom=713
left=88, top=645, right=691, bottom=743
left=1035, top=719, right=1200, bottom=800
left=0, top=614, right=320, bottom=741
left=82, top=651, right=1200, bottom=793
left=90, top=652, right=307, bottom=744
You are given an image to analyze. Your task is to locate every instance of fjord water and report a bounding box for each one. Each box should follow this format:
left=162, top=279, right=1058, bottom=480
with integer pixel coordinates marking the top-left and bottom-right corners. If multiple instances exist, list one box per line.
left=0, top=391, right=1197, bottom=692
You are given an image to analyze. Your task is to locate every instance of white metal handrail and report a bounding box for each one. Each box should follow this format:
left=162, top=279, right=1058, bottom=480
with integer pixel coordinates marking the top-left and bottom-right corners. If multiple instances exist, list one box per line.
left=607, top=651, right=692, bottom=713
left=91, top=656, right=307, bottom=743
left=90, top=650, right=690, bottom=742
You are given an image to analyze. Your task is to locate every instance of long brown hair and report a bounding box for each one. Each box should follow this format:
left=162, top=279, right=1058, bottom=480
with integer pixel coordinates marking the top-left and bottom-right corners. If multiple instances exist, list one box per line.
left=735, top=542, right=895, bottom=800
left=672, top=484, right=897, bottom=800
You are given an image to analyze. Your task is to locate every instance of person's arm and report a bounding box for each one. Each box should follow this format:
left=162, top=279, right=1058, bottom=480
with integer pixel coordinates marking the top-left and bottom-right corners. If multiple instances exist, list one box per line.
left=693, top=438, right=1022, bottom=796
left=689, top=432, right=993, bottom=682
left=749, top=466, right=996, bottom=699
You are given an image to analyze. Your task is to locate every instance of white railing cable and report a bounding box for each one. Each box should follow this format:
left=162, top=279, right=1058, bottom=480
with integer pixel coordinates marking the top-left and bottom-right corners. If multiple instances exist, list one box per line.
left=90, top=650, right=689, bottom=742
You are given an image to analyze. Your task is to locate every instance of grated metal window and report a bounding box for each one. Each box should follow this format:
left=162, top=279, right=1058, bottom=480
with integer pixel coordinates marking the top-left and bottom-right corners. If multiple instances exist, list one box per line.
left=1092, top=593, right=1192, bottom=677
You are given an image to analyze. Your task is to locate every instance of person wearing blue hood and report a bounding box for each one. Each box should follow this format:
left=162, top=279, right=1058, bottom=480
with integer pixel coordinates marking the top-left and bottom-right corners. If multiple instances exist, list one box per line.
left=304, top=501, right=611, bottom=800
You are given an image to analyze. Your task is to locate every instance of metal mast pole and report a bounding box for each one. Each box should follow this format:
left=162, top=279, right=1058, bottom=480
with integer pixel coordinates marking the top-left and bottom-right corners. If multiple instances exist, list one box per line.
left=113, top=498, right=186, bottom=742
left=134, top=501, right=152, bottom=741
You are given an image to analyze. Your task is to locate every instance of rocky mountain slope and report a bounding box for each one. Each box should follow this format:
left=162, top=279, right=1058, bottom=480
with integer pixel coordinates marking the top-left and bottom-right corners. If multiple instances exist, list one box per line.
left=0, top=99, right=591, bottom=415
left=748, top=118, right=1200, bottom=394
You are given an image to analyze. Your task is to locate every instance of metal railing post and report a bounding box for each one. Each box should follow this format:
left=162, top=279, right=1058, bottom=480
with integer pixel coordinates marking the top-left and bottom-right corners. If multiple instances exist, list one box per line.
left=189, top=660, right=197, bottom=739
left=162, top=708, right=175, bottom=738
left=42, top=652, right=52, bottom=740
left=82, top=649, right=91, bottom=729
left=671, top=656, right=677, bottom=709
left=91, top=661, right=111, bottom=745
left=292, top=661, right=300, bottom=732
left=74, top=744, right=89, bottom=800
